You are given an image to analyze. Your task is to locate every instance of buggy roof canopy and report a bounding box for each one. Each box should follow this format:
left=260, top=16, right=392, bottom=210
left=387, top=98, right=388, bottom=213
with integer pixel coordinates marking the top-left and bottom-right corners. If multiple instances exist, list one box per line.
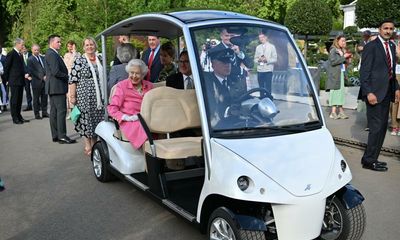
left=96, top=10, right=261, bottom=39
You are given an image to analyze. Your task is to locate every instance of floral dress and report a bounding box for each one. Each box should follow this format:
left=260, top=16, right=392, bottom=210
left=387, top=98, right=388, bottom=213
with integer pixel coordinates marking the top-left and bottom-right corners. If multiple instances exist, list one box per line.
left=69, top=57, right=104, bottom=138
left=157, top=63, right=177, bottom=82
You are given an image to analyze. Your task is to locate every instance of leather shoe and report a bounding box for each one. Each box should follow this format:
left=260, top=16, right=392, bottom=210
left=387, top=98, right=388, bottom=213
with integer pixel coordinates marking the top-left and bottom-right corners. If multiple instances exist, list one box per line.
left=52, top=138, right=58, bottom=142
left=13, top=120, right=23, bottom=124
left=20, top=118, right=30, bottom=123
left=58, top=137, right=77, bottom=144
left=35, top=115, right=42, bottom=120
left=23, top=106, right=33, bottom=111
left=42, top=113, right=49, bottom=118
left=376, top=161, right=387, bottom=166
left=362, top=162, right=388, bottom=171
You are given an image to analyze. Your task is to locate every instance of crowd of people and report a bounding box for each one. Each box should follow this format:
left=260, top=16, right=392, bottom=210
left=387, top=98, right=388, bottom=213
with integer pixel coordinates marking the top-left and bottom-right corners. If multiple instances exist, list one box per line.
left=0, top=33, right=195, bottom=153
left=0, top=18, right=399, bottom=172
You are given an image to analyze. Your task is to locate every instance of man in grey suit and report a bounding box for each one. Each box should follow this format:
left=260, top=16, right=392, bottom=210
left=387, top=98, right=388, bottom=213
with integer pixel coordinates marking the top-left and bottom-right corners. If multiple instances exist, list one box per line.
left=27, top=44, right=48, bottom=119
left=360, top=19, right=400, bottom=171
left=45, top=35, right=76, bottom=144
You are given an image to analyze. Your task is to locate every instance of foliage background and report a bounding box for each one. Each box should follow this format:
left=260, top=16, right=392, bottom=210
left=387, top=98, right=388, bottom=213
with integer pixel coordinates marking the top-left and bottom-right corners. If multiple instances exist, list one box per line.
left=1, top=0, right=340, bottom=52
left=0, top=0, right=398, bottom=70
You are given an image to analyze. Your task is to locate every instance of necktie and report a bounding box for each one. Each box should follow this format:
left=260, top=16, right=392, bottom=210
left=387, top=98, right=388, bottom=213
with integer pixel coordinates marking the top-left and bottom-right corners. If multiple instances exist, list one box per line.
left=222, top=79, right=228, bottom=88
left=146, top=49, right=155, bottom=81
left=384, top=41, right=392, bottom=80
left=186, top=76, right=194, bottom=89
left=37, top=56, right=44, bottom=69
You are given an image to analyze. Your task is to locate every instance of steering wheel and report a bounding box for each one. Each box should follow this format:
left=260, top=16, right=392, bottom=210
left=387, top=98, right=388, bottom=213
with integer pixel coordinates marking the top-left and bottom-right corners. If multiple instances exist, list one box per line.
left=224, top=88, right=273, bottom=127
left=236, top=87, right=273, bottom=104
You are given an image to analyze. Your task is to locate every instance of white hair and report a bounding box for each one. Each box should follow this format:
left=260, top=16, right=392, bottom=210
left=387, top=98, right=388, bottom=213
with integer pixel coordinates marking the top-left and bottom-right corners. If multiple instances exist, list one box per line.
left=125, top=59, right=148, bottom=78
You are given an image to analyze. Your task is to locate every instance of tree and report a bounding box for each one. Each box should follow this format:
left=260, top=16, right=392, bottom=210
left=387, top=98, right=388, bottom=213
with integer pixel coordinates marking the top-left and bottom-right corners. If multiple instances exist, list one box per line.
left=339, top=0, right=354, bottom=5
left=285, top=0, right=332, bottom=59
left=355, top=0, right=400, bottom=28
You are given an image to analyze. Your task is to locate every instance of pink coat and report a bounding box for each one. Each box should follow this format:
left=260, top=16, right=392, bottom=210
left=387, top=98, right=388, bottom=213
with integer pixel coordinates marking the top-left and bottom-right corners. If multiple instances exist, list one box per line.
left=108, top=79, right=153, bottom=149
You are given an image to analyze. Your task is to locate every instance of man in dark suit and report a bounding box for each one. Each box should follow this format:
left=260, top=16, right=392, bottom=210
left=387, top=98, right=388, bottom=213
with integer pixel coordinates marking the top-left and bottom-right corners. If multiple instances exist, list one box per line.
left=166, top=51, right=193, bottom=89
left=45, top=34, right=76, bottom=144
left=28, top=44, right=48, bottom=119
left=21, top=45, right=33, bottom=111
left=141, top=36, right=163, bottom=83
left=203, top=47, right=247, bottom=128
left=213, top=28, right=252, bottom=80
left=3, top=38, right=30, bottom=124
left=360, top=19, right=400, bottom=171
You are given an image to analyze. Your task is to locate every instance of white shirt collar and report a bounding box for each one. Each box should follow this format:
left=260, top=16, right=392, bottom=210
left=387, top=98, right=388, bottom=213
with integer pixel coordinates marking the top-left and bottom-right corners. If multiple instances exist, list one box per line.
left=214, top=74, right=226, bottom=85
left=378, top=35, right=393, bottom=64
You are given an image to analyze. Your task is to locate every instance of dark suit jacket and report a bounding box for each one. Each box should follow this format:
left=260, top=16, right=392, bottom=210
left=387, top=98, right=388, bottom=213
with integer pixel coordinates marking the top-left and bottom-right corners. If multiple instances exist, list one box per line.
left=141, top=47, right=163, bottom=83
left=45, top=48, right=69, bottom=95
left=204, top=72, right=247, bottom=126
left=3, top=49, right=26, bottom=86
left=166, top=72, right=184, bottom=89
left=0, top=54, right=6, bottom=66
left=27, top=55, right=46, bottom=89
left=212, top=43, right=252, bottom=77
left=360, top=38, right=399, bottom=102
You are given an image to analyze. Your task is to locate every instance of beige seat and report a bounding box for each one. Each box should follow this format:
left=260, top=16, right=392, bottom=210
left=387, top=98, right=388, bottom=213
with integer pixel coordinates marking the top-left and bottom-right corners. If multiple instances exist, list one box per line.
left=141, top=87, right=202, bottom=162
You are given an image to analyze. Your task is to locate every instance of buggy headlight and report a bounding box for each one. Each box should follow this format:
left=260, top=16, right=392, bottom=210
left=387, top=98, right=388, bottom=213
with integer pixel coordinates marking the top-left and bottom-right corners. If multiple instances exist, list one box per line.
left=340, top=160, right=347, bottom=172
left=237, top=176, right=250, bottom=191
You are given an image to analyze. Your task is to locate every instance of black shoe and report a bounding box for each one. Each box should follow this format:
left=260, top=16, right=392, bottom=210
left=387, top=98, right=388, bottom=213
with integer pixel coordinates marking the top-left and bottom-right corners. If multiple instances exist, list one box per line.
left=376, top=161, right=387, bottom=167
left=2, top=106, right=7, bottom=111
left=20, top=118, right=30, bottom=123
left=35, top=115, right=42, bottom=120
left=58, top=137, right=77, bottom=144
left=13, top=120, right=23, bottom=124
left=362, top=162, right=388, bottom=171
left=23, top=106, right=33, bottom=111
left=42, top=113, right=49, bottom=118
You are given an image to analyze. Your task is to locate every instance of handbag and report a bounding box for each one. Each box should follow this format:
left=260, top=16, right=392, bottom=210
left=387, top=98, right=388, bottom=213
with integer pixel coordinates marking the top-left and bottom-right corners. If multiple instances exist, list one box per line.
left=356, top=100, right=366, bottom=113
left=70, top=106, right=81, bottom=124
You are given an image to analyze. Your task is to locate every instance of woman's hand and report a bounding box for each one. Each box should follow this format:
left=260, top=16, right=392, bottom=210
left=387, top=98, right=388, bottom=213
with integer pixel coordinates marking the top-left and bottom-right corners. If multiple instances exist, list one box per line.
left=69, top=95, right=76, bottom=105
left=122, top=114, right=138, bottom=121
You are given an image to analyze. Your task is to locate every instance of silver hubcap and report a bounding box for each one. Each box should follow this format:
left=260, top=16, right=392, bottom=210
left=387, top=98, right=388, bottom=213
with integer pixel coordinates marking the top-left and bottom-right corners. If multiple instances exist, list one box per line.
left=321, top=200, right=343, bottom=240
left=92, top=148, right=102, bottom=178
left=210, top=217, right=236, bottom=240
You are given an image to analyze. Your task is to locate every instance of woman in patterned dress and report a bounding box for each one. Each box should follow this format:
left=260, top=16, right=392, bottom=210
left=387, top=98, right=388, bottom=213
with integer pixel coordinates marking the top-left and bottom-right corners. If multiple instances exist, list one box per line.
left=69, top=37, right=105, bottom=155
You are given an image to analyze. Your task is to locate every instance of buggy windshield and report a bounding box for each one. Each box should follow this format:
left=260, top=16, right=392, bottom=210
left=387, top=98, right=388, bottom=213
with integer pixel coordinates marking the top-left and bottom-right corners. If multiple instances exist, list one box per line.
left=191, top=24, right=322, bottom=137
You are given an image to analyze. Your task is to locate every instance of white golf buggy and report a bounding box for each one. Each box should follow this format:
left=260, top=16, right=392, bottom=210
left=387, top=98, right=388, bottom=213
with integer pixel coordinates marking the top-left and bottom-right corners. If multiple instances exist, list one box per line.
left=92, top=10, right=366, bottom=240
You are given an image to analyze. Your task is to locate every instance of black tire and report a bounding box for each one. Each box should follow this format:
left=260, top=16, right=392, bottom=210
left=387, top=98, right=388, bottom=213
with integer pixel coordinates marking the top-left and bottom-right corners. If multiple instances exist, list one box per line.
left=91, top=141, right=115, bottom=182
left=208, top=207, right=266, bottom=240
left=320, top=197, right=366, bottom=240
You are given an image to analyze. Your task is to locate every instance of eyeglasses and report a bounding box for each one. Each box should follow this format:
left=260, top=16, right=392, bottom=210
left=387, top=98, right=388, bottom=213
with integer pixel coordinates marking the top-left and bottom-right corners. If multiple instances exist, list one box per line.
left=179, top=60, right=189, bottom=64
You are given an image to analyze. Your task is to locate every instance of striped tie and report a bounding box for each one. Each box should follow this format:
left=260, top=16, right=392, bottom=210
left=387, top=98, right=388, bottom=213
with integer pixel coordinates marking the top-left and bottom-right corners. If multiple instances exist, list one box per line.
left=384, top=41, right=392, bottom=80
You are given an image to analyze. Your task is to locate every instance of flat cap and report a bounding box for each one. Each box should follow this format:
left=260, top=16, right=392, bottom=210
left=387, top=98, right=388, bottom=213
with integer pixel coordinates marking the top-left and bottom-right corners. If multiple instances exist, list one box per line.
left=208, top=47, right=234, bottom=63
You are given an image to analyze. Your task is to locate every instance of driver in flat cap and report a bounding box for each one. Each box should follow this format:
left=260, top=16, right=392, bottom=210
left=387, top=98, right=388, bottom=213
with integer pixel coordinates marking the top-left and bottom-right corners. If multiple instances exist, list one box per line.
left=203, top=47, right=247, bottom=128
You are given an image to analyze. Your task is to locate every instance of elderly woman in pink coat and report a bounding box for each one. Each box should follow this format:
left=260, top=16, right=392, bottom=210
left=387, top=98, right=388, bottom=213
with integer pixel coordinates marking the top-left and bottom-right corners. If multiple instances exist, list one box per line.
left=108, top=59, right=153, bottom=149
